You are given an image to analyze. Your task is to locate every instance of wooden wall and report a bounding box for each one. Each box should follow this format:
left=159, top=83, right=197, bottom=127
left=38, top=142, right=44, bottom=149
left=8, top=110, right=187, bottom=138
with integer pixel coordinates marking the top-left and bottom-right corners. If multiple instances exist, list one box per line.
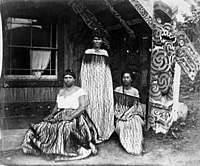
left=2, top=87, right=59, bottom=103
left=0, top=5, right=152, bottom=129
left=62, top=8, right=92, bottom=86
left=0, top=7, right=92, bottom=130
left=0, top=87, right=59, bottom=129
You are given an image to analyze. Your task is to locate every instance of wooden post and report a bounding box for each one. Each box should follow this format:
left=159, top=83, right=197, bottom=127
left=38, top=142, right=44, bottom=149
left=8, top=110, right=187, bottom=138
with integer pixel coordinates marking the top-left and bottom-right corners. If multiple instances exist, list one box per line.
left=171, top=62, right=181, bottom=122
left=0, top=11, right=3, bottom=79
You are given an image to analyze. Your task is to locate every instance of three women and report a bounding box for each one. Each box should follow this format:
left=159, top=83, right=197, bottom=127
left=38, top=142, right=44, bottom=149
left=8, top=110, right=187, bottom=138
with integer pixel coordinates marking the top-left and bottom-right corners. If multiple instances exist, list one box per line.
left=22, top=34, right=145, bottom=161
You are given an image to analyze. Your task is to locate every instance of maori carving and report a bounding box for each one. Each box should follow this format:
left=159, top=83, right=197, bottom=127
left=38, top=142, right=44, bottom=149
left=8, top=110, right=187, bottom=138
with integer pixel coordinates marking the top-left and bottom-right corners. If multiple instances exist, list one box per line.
left=157, top=72, right=171, bottom=94
left=151, top=47, right=171, bottom=73
left=128, top=0, right=153, bottom=29
left=149, top=81, right=162, bottom=101
left=148, top=103, right=173, bottom=132
left=175, top=31, right=200, bottom=80
left=72, top=0, right=111, bottom=48
left=102, top=0, right=135, bottom=38
left=147, top=1, right=178, bottom=134
left=106, top=18, right=144, bottom=31
left=148, top=0, right=200, bottom=134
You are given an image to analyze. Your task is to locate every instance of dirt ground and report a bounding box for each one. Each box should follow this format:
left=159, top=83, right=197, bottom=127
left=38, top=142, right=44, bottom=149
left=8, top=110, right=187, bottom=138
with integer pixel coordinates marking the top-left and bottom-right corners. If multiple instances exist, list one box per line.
left=0, top=93, right=200, bottom=166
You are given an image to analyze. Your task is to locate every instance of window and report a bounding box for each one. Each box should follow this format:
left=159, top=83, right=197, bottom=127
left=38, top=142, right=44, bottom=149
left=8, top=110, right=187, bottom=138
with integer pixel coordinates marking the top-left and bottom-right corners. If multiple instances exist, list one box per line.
left=4, top=17, right=57, bottom=80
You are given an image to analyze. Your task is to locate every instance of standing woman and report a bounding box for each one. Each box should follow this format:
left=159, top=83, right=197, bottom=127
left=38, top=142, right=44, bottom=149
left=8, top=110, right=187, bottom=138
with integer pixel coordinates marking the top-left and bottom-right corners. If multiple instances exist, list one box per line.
left=22, top=69, right=99, bottom=161
left=80, top=33, right=114, bottom=141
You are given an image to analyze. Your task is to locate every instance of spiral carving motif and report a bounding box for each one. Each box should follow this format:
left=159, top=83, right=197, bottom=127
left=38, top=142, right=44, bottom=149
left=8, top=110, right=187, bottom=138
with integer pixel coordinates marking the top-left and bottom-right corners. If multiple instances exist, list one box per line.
left=164, top=42, right=174, bottom=54
left=157, top=72, right=171, bottom=94
left=149, top=82, right=162, bottom=101
left=153, top=26, right=162, bottom=46
left=151, top=48, right=171, bottom=73
left=163, top=23, right=172, bottom=32
left=170, top=52, right=176, bottom=64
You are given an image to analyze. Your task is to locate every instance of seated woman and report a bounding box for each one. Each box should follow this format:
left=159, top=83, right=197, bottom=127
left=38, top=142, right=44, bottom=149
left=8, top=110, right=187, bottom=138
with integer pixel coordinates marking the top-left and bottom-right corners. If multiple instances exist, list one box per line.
left=114, top=71, right=145, bottom=155
left=21, top=69, right=99, bottom=161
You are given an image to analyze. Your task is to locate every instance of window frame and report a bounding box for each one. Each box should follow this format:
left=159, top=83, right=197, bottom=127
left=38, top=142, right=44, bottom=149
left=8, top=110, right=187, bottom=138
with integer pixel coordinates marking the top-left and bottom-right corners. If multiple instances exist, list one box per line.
left=4, top=17, right=58, bottom=80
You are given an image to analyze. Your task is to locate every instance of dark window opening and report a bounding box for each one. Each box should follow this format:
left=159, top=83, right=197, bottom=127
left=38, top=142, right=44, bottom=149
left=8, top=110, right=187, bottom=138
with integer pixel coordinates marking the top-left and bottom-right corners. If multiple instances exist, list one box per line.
left=5, top=17, right=58, bottom=79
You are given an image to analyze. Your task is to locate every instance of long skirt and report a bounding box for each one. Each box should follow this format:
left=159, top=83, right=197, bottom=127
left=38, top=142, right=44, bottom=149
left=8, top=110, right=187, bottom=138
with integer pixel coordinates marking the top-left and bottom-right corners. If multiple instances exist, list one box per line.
left=115, top=115, right=144, bottom=155
left=80, top=55, right=114, bottom=141
left=21, top=109, right=99, bottom=161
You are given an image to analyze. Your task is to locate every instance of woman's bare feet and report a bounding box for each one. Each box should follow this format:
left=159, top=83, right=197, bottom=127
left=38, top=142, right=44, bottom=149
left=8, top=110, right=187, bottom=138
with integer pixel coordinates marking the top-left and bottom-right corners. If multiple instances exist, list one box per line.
left=89, top=142, right=97, bottom=155
left=142, top=149, right=148, bottom=156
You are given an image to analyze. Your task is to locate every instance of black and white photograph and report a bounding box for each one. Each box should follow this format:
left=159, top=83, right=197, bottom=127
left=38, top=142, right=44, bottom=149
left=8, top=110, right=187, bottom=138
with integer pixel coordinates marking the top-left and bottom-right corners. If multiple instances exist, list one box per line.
left=0, top=0, right=200, bottom=165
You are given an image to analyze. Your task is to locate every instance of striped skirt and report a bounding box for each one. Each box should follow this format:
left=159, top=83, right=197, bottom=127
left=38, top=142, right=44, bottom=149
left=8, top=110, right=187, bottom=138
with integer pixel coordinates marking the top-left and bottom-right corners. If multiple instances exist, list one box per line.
left=80, top=55, right=114, bottom=141
left=21, top=109, right=99, bottom=161
left=115, top=101, right=144, bottom=155
left=115, top=115, right=144, bottom=155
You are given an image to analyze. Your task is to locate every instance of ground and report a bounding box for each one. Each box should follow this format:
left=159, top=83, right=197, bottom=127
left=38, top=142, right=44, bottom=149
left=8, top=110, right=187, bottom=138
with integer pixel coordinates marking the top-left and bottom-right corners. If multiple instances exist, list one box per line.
left=0, top=93, right=200, bottom=166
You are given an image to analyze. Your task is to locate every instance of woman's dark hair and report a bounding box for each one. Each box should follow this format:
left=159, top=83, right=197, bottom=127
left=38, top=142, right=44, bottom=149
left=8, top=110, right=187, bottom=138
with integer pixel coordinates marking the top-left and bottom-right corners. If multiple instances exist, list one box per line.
left=121, top=71, right=134, bottom=95
left=121, top=70, right=135, bottom=81
left=92, top=28, right=104, bottom=39
left=63, top=69, right=76, bottom=79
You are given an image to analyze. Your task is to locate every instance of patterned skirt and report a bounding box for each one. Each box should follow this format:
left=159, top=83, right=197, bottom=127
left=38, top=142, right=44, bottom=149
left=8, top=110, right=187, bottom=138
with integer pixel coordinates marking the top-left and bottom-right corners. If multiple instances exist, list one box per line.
left=115, top=115, right=144, bottom=155
left=21, top=109, right=99, bottom=161
left=115, top=99, right=144, bottom=155
left=80, top=55, right=114, bottom=141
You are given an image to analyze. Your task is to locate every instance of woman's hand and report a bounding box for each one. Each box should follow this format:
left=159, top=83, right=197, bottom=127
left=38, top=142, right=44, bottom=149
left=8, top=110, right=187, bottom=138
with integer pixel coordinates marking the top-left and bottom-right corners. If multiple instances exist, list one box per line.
left=64, top=108, right=75, bottom=121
